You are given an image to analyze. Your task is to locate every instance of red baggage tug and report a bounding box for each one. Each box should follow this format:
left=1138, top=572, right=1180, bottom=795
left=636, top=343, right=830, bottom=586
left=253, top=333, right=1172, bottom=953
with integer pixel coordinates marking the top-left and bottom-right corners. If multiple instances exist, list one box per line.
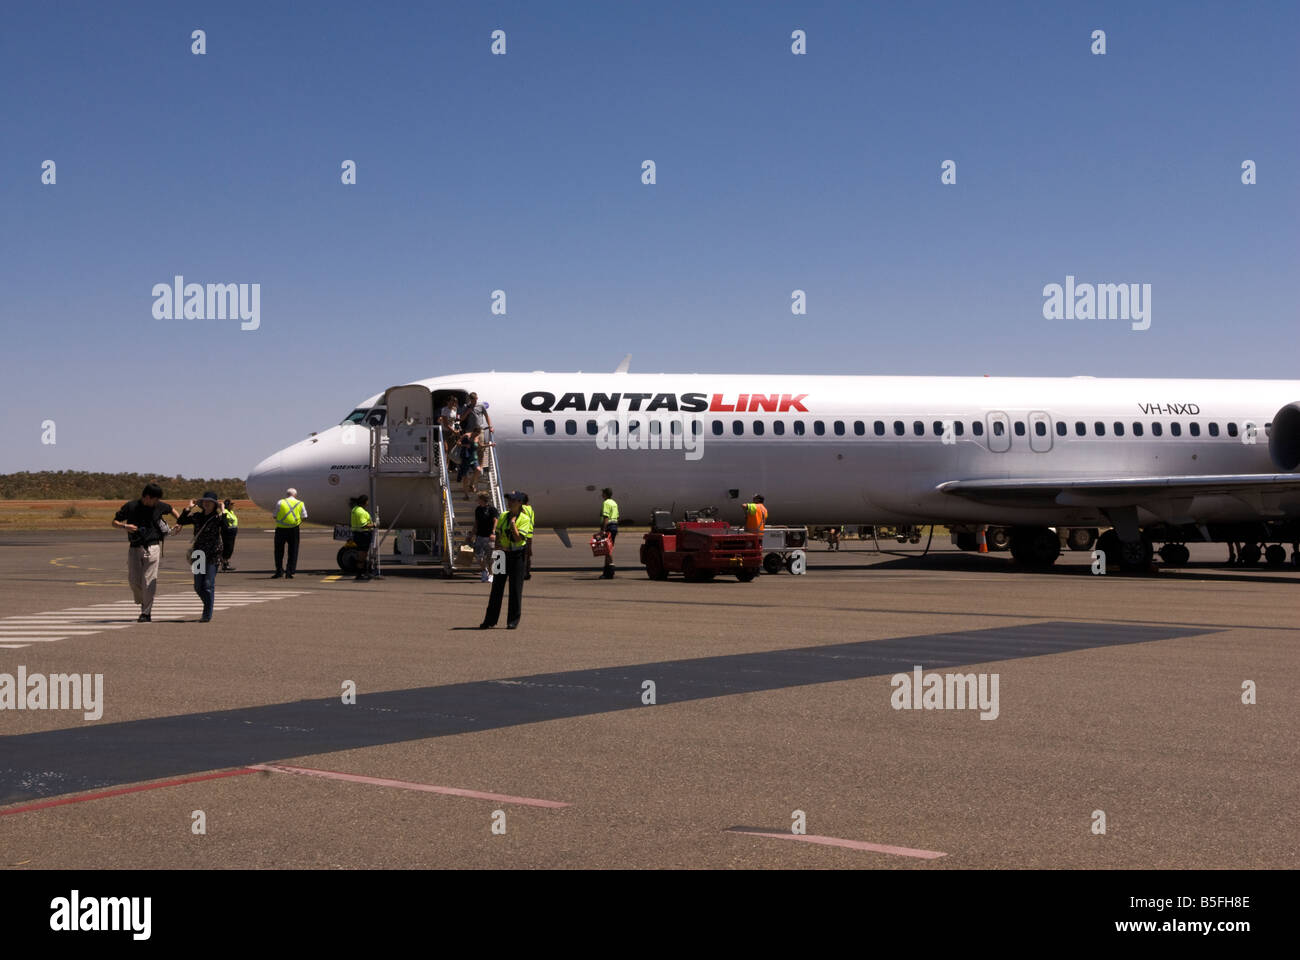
left=640, top=510, right=763, bottom=582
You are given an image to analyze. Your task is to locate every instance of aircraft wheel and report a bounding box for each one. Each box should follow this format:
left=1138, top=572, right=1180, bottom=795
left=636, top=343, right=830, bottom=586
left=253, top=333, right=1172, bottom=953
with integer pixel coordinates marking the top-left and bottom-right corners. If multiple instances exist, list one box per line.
left=1158, top=543, right=1189, bottom=567
left=988, top=528, right=1011, bottom=551
left=763, top=553, right=783, bottom=574
left=1265, top=544, right=1287, bottom=567
left=1119, top=537, right=1154, bottom=571
left=1239, top=543, right=1262, bottom=566
left=1066, top=527, right=1098, bottom=552
left=1010, top=527, right=1060, bottom=568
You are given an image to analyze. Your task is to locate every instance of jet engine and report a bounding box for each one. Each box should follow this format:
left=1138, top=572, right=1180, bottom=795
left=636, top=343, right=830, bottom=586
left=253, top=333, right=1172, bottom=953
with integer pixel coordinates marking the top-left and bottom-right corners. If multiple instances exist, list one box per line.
left=1269, top=402, right=1300, bottom=470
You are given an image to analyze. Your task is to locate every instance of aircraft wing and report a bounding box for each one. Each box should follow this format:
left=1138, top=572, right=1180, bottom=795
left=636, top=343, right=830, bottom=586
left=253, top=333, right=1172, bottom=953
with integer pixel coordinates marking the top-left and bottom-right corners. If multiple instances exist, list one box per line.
left=937, top=473, right=1300, bottom=507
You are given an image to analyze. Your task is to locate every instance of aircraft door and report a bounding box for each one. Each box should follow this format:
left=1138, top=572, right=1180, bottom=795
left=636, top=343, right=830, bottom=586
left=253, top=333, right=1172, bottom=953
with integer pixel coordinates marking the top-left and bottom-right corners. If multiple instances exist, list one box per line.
left=1029, top=411, right=1053, bottom=452
left=987, top=411, right=1011, bottom=453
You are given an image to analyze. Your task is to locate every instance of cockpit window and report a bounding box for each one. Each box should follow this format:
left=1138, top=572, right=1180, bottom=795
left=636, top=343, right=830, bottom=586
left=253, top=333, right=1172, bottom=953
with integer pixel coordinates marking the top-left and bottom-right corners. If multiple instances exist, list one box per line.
left=342, top=407, right=385, bottom=427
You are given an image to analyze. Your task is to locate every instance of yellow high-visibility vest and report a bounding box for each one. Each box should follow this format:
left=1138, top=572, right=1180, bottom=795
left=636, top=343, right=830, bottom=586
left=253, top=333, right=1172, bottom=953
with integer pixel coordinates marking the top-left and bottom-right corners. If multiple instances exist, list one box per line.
left=496, top=510, right=533, bottom=549
left=275, top=498, right=305, bottom=528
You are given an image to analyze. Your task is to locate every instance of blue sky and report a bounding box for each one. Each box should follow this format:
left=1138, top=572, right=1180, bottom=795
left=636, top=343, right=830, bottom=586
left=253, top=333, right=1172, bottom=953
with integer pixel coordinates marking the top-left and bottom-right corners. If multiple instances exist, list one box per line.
left=2, top=1, right=1296, bottom=476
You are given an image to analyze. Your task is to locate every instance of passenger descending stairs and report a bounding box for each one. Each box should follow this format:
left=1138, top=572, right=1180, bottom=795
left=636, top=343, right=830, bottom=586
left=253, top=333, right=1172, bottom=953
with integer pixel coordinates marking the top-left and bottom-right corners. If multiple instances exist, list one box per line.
left=435, top=427, right=507, bottom=576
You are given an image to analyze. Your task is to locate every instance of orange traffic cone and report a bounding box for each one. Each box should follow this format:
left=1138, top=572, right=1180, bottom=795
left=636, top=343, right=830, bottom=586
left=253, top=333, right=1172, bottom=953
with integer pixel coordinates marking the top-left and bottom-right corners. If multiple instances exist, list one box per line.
left=977, top=526, right=988, bottom=553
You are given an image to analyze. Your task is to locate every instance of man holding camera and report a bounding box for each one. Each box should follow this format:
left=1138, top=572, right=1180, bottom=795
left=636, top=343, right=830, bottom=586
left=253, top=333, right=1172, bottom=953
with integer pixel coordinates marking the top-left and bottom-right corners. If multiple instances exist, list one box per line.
left=112, top=482, right=181, bottom=622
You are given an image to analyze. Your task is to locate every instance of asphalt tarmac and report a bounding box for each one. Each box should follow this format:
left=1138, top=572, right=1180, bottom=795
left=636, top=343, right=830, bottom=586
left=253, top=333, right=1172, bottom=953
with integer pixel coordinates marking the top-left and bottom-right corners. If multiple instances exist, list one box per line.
left=0, top=529, right=1295, bottom=869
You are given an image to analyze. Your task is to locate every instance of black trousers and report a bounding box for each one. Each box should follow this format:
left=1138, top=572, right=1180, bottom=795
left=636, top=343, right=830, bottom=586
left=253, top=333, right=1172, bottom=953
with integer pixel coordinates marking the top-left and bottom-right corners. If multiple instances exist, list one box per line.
left=483, top=548, right=525, bottom=626
left=221, top=528, right=238, bottom=562
left=274, top=527, right=300, bottom=574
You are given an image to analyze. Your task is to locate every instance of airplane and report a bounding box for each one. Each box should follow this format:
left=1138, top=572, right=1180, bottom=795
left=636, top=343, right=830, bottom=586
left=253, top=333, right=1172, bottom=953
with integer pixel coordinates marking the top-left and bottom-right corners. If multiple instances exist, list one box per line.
left=245, top=371, right=1300, bottom=573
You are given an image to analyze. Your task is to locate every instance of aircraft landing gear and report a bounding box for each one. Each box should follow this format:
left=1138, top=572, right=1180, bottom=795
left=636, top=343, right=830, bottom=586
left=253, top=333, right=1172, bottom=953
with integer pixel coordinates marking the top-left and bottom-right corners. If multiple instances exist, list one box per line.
left=1097, top=530, right=1153, bottom=573
left=1158, top=543, right=1190, bottom=567
left=1008, top=526, right=1061, bottom=568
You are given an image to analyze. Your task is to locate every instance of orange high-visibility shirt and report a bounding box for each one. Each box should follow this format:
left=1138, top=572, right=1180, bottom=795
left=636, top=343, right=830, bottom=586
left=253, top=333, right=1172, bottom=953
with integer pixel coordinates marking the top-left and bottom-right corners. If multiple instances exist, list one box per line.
left=744, top=502, right=768, bottom=532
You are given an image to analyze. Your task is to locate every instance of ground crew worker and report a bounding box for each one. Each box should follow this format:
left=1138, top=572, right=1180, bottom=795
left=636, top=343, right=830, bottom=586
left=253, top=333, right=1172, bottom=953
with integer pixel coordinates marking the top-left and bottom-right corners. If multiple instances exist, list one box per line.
left=522, top=492, right=535, bottom=579
left=350, top=494, right=374, bottom=581
left=220, top=499, right=239, bottom=571
left=743, top=494, right=768, bottom=533
left=599, top=487, right=619, bottom=578
left=272, top=487, right=307, bottom=579
left=480, top=490, right=532, bottom=629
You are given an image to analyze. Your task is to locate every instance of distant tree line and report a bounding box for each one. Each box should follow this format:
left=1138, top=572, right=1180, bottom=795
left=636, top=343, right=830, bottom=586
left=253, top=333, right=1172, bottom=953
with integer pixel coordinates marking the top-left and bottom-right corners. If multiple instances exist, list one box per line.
left=0, top=471, right=249, bottom=500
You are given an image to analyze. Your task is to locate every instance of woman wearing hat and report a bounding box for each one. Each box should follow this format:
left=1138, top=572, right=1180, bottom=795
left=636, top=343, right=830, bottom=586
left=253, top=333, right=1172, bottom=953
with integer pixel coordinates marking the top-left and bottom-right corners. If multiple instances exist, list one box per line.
left=177, top=492, right=231, bottom=622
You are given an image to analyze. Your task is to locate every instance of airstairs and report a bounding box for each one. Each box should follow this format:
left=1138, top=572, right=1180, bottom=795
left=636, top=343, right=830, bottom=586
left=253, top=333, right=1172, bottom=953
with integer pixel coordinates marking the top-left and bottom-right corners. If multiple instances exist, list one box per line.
left=366, top=384, right=506, bottom=576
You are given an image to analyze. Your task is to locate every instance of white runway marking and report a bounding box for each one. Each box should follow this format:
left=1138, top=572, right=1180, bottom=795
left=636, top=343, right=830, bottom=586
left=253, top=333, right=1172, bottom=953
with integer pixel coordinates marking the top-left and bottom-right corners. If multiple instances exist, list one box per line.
left=0, top=592, right=309, bottom=649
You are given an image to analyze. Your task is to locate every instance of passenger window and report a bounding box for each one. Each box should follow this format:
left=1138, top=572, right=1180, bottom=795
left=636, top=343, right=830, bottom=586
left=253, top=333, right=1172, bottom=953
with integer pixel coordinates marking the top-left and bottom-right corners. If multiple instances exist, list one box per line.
left=993, top=421, right=1005, bottom=437
left=1208, top=422, right=1219, bottom=437
left=972, top=421, right=984, bottom=437
left=955, top=421, right=964, bottom=436
left=894, top=420, right=905, bottom=436
left=1034, top=421, right=1046, bottom=437
left=913, top=421, right=924, bottom=436
left=1075, top=421, right=1085, bottom=437
left=565, top=420, right=577, bottom=435
left=853, top=421, right=865, bottom=436
left=732, top=420, right=743, bottom=436
left=691, top=420, right=703, bottom=435
left=1094, top=422, right=1105, bottom=436
left=522, top=419, right=534, bottom=435
left=833, top=421, right=845, bottom=436
left=933, top=421, right=944, bottom=436
left=1056, top=422, right=1066, bottom=437
left=670, top=420, right=682, bottom=435
left=586, top=419, right=597, bottom=435
left=794, top=421, right=806, bottom=436
left=753, top=420, right=765, bottom=436
left=1013, top=421, right=1025, bottom=437
left=1132, top=422, right=1144, bottom=437
left=1152, top=422, right=1163, bottom=436
left=1189, top=422, right=1200, bottom=437
left=1227, top=422, right=1238, bottom=437
left=544, top=420, right=556, bottom=435
left=649, top=420, right=661, bottom=436
left=874, top=421, right=885, bottom=436
left=1114, top=422, right=1125, bottom=436
left=1170, top=422, right=1181, bottom=437
left=815, top=421, right=826, bottom=436
left=774, top=421, right=785, bottom=436
left=711, top=420, right=723, bottom=436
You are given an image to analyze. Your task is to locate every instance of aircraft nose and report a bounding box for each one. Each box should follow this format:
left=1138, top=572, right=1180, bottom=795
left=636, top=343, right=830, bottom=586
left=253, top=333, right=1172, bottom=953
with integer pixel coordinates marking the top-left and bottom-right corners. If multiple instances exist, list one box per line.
left=246, top=452, right=283, bottom=511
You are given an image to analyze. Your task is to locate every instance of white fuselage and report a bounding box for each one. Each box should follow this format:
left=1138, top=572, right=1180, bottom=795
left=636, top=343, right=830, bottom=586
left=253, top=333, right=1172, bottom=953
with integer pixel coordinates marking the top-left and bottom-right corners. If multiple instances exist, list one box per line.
left=246, top=373, right=1300, bottom=530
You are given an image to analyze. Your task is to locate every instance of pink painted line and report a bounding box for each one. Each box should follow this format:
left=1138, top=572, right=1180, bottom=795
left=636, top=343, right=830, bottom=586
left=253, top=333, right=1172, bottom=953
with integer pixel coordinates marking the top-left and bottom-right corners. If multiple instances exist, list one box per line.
left=727, top=827, right=946, bottom=859
left=250, top=763, right=570, bottom=809
left=0, top=768, right=259, bottom=817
